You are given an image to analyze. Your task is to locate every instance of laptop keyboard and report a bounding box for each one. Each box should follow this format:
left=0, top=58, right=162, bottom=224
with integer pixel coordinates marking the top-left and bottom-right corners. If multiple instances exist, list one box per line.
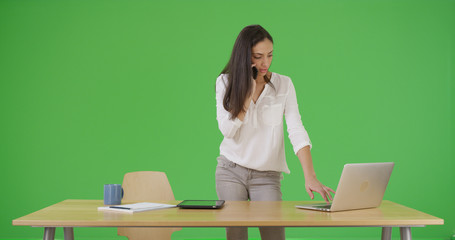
left=315, top=204, right=332, bottom=209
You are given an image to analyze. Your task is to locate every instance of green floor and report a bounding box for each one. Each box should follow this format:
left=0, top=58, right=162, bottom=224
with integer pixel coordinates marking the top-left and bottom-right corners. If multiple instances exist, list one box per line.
left=0, top=237, right=448, bottom=240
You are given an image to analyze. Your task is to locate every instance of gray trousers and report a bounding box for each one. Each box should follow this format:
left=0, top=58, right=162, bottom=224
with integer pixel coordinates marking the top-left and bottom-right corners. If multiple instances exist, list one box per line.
left=215, top=155, right=286, bottom=240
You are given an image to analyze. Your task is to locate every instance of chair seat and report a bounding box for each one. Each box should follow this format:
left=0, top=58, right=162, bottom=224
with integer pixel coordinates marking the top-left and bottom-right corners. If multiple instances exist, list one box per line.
left=118, top=171, right=181, bottom=240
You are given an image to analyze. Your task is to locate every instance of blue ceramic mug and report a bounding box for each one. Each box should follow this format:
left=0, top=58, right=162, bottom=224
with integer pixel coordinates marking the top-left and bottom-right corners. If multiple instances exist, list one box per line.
left=104, top=184, right=123, bottom=205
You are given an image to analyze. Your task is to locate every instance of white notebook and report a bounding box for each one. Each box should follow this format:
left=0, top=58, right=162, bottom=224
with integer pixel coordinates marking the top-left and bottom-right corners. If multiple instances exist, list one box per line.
left=98, top=202, right=177, bottom=213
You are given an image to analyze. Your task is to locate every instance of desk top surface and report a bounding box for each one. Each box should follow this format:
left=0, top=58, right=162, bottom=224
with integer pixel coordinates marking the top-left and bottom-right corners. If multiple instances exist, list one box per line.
left=12, top=200, right=444, bottom=227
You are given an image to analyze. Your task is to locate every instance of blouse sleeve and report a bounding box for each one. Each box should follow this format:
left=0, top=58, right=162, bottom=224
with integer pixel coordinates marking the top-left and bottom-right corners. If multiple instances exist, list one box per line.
left=284, top=78, right=312, bottom=154
left=216, top=75, right=243, bottom=138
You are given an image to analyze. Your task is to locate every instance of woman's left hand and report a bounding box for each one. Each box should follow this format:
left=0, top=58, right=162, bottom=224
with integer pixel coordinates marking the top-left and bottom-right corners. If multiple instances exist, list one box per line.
left=305, top=177, right=336, bottom=203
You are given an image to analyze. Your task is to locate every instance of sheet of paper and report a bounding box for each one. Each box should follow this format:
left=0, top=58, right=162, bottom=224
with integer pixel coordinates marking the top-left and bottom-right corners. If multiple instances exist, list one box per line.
left=98, top=202, right=177, bottom=213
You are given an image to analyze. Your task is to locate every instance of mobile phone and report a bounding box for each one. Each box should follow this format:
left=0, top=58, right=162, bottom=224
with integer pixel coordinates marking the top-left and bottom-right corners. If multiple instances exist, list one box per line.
left=252, top=66, right=258, bottom=80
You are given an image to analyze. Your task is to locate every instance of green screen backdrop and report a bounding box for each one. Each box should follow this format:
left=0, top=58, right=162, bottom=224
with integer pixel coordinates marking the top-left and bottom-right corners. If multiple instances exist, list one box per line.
left=1, top=0, right=454, bottom=239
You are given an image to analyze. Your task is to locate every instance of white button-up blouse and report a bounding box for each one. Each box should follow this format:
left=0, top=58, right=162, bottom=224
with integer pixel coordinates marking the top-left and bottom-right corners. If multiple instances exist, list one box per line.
left=216, top=72, right=312, bottom=174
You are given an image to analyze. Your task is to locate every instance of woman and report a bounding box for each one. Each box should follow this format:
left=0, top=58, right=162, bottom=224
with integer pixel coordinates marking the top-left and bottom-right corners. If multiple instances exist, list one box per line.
left=215, top=25, right=335, bottom=240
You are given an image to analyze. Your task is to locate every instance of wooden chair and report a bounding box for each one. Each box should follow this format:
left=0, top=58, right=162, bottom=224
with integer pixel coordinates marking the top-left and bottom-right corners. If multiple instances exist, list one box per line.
left=118, top=171, right=181, bottom=240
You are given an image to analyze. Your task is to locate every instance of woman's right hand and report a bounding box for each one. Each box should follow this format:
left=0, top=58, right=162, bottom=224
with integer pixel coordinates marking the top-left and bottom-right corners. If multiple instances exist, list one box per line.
left=237, top=64, right=257, bottom=121
left=245, top=64, right=257, bottom=105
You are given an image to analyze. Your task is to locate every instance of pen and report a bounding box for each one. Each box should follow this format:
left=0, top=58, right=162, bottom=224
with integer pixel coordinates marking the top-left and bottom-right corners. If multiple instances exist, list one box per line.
left=109, top=206, right=131, bottom=210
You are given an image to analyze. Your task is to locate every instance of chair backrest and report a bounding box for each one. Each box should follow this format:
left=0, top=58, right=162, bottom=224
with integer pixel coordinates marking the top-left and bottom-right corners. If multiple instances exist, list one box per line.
left=118, top=171, right=180, bottom=240
left=122, top=171, right=175, bottom=201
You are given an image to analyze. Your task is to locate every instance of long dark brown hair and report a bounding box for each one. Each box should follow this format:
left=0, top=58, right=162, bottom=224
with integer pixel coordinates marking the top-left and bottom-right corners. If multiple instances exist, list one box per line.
left=220, top=25, right=274, bottom=120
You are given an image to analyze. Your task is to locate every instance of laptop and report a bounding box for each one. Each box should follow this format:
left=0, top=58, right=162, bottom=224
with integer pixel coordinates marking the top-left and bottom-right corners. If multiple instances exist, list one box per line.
left=296, top=162, right=394, bottom=212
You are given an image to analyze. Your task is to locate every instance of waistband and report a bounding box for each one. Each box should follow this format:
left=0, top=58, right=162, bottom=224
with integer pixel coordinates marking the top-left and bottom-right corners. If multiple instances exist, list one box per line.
left=217, top=155, right=282, bottom=175
left=216, top=155, right=237, bottom=168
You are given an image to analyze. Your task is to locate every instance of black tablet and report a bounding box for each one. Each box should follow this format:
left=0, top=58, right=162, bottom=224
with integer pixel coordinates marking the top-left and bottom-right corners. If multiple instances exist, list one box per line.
left=177, top=200, right=225, bottom=209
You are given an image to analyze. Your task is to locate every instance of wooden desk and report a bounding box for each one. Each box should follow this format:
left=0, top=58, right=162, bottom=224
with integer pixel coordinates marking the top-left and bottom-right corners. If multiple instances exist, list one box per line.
left=12, top=200, right=443, bottom=240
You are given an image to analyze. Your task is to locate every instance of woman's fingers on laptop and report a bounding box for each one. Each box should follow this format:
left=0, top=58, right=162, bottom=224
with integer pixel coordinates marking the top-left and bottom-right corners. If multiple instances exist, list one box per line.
left=318, top=190, right=329, bottom=203
left=306, top=188, right=314, bottom=200
left=327, top=186, right=336, bottom=194
left=324, top=186, right=336, bottom=201
left=315, top=186, right=332, bottom=203
left=324, top=188, right=333, bottom=201
left=305, top=177, right=323, bottom=200
left=306, top=179, right=331, bottom=203
left=309, top=187, right=327, bottom=203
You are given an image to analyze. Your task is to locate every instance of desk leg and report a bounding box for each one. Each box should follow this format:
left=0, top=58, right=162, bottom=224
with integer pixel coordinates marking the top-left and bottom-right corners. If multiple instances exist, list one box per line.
left=64, top=227, right=74, bottom=240
left=381, top=227, right=392, bottom=240
left=43, top=227, right=55, bottom=240
left=400, top=227, right=412, bottom=240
